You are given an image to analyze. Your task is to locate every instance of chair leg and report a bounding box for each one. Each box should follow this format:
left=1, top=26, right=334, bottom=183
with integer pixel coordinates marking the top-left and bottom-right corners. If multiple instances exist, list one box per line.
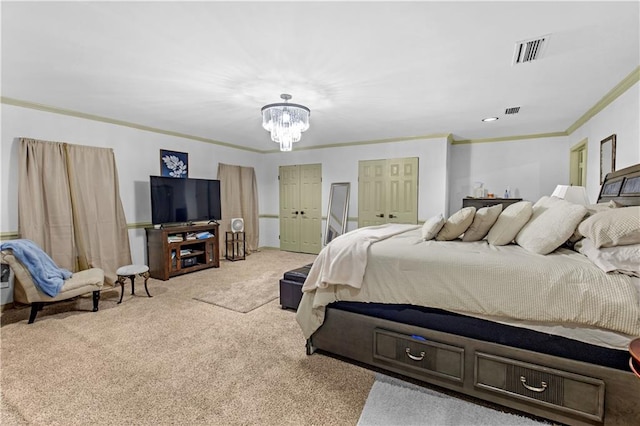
left=92, top=291, right=100, bottom=312
left=28, top=302, right=43, bottom=324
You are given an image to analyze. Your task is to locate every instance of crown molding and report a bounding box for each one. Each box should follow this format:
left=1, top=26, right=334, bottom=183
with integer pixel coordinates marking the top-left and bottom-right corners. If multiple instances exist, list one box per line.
left=273, top=133, right=453, bottom=153
left=0, top=97, right=264, bottom=153
left=565, top=66, right=640, bottom=135
left=452, top=131, right=567, bottom=145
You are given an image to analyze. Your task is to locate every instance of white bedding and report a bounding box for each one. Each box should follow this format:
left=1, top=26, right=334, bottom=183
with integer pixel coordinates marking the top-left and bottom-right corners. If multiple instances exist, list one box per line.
left=296, top=227, right=640, bottom=348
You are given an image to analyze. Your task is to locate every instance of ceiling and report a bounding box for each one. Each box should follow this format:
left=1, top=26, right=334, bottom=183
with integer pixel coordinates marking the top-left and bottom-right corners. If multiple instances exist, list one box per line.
left=2, top=1, right=639, bottom=152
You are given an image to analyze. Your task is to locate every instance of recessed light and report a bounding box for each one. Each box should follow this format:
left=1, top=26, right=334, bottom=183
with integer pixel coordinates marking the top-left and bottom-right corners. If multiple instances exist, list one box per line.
left=482, top=117, right=499, bottom=122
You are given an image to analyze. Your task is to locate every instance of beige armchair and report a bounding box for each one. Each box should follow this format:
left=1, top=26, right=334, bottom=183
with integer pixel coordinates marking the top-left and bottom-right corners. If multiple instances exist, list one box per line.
left=1, top=250, right=104, bottom=323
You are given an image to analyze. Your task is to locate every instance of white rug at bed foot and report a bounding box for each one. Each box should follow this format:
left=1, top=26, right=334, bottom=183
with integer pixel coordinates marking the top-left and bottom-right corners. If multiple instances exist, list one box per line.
left=357, top=374, right=548, bottom=426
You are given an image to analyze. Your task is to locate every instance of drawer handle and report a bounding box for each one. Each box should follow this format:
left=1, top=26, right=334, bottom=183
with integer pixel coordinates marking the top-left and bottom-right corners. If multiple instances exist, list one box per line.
left=405, top=347, right=425, bottom=361
left=520, top=376, right=547, bottom=393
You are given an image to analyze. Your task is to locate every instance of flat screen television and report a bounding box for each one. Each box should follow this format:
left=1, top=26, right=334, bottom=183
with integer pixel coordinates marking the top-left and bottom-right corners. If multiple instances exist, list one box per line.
left=150, top=176, right=221, bottom=225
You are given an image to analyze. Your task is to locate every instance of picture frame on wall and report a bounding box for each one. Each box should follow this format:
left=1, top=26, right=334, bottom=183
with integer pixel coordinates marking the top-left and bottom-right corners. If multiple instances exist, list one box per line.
left=600, top=134, right=616, bottom=184
left=160, top=149, right=188, bottom=178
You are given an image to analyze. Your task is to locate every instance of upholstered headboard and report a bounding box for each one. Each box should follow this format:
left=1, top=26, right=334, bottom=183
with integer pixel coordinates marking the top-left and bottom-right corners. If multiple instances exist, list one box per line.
left=597, top=163, right=640, bottom=206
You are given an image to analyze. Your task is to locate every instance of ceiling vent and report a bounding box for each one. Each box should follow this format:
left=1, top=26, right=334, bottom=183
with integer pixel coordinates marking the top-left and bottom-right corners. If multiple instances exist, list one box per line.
left=505, top=107, right=521, bottom=115
left=512, top=35, right=549, bottom=65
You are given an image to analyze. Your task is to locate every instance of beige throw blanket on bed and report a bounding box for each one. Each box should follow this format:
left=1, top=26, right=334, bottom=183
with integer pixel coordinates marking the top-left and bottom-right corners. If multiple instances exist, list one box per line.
left=297, top=228, right=640, bottom=339
left=302, top=224, right=419, bottom=291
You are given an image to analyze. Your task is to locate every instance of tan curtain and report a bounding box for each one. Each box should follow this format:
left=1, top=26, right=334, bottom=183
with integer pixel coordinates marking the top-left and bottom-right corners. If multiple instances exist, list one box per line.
left=18, top=139, right=76, bottom=270
left=17, top=138, right=131, bottom=285
left=217, top=163, right=259, bottom=253
left=65, top=144, right=131, bottom=284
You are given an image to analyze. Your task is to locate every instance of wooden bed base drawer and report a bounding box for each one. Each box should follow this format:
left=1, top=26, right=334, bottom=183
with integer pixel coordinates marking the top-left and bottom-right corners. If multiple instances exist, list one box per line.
left=475, top=352, right=605, bottom=422
left=373, top=329, right=464, bottom=382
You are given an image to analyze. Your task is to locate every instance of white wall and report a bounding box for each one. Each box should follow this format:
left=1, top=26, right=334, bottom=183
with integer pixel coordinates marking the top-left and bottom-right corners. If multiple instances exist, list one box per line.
left=448, top=136, right=571, bottom=213
left=569, top=81, right=640, bottom=202
left=0, top=104, right=261, bottom=304
left=255, top=137, right=450, bottom=248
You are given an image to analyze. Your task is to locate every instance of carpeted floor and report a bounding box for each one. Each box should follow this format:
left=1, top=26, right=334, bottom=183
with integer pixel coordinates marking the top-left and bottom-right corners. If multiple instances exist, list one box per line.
left=1, top=248, right=556, bottom=426
left=0, top=249, right=375, bottom=425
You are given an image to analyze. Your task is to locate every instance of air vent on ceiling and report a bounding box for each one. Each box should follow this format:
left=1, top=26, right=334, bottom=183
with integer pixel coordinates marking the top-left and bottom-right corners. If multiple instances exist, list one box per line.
left=505, top=107, right=521, bottom=115
left=512, top=35, right=549, bottom=65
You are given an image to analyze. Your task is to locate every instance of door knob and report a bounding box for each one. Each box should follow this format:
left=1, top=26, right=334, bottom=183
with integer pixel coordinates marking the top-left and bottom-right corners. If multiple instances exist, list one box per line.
left=300, top=211, right=305, bottom=215
left=294, top=211, right=299, bottom=215
left=376, top=213, right=385, bottom=218
left=389, top=214, right=397, bottom=219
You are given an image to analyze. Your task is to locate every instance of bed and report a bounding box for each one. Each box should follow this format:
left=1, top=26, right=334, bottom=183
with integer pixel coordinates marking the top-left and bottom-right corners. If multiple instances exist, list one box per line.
left=297, top=163, right=640, bottom=426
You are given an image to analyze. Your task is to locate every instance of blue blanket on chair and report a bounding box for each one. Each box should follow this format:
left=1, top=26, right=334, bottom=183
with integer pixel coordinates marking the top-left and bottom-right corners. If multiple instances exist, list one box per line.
left=0, top=239, right=72, bottom=297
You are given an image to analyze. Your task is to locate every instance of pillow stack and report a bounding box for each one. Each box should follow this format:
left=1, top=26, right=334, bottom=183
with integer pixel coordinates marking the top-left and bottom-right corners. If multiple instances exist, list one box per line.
left=574, top=206, right=640, bottom=276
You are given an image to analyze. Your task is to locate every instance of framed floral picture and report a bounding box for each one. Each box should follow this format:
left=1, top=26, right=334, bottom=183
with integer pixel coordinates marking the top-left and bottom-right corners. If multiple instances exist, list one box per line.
left=160, top=149, right=188, bottom=178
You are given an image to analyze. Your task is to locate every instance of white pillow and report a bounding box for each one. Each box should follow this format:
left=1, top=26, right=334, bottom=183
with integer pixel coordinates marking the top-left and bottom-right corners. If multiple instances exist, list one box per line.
left=570, top=201, right=619, bottom=243
left=462, top=204, right=502, bottom=242
left=575, top=238, right=640, bottom=277
left=577, top=206, right=640, bottom=248
left=516, top=197, right=587, bottom=255
left=486, top=201, right=533, bottom=246
left=436, top=207, right=476, bottom=241
left=421, top=214, right=445, bottom=241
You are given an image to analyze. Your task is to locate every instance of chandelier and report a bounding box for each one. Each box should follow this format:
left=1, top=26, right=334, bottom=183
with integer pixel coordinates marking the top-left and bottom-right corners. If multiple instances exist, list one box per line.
left=261, top=94, right=310, bottom=151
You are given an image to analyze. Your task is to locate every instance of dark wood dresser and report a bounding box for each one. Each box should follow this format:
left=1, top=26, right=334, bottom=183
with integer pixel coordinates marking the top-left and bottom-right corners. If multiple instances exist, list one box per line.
left=462, top=197, right=523, bottom=210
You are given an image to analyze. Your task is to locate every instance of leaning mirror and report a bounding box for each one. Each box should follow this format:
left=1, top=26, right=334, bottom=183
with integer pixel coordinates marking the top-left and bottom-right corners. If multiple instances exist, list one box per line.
left=324, top=183, right=350, bottom=245
left=600, top=134, right=616, bottom=184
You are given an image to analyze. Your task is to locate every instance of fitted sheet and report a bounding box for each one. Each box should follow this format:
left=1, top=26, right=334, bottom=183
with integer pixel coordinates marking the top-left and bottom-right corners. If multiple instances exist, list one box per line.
left=297, top=228, right=640, bottom=342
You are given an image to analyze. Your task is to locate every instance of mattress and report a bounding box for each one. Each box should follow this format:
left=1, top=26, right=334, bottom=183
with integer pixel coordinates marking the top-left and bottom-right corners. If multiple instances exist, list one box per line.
left=297, top=227, right=640, bottom=345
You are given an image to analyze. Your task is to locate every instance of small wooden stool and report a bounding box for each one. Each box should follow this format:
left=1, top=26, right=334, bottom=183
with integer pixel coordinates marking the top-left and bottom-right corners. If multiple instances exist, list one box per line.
left=116, top=264, right=151, bottom=304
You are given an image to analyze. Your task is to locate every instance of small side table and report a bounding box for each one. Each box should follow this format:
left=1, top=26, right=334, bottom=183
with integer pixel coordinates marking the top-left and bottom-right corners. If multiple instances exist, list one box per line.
left=225, top=231, right=246, bottom=261
left=630, top=337, right=640, bottom=379
left=115, top=264, right=152, bottom=304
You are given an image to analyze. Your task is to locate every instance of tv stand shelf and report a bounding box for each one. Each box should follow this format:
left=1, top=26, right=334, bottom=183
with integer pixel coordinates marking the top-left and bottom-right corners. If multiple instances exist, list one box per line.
left=146, top=223, right=220, bottom=280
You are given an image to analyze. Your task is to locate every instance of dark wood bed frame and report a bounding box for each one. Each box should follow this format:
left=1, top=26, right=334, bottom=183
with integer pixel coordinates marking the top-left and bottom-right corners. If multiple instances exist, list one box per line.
left=307, top=163, right=640, bottom=426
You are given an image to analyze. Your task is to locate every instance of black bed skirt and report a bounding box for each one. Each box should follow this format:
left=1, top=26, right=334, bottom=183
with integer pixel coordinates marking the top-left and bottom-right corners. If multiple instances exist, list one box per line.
left=330, top=301, right=630, bottom=371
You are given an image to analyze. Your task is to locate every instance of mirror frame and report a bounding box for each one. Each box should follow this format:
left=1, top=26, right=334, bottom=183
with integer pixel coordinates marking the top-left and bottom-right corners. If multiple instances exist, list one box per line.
left=324, top=182, right=350, bottom=245
left=600, top=134, right=616, bottom=184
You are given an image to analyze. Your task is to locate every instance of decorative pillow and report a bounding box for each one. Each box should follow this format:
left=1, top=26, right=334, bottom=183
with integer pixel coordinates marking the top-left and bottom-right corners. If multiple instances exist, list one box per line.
left=435, top=207, right=476, bottom=241
left=516, top=198, right=587, bottom=255
left=486, top=201, right=533, bottom=246
left=421, top=214, right=445, bottom=241
left=577, top=206, right=640, bottom=248
left=569, top=201, right=619, bottom=243
left=462, top=204, right=502, bottom=242
left=575, top=238, right=640, bottom=277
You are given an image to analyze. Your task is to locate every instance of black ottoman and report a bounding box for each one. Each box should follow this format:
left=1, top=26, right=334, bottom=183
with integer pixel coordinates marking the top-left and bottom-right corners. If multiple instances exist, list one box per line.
left=279, top=263, right=313, bottom=310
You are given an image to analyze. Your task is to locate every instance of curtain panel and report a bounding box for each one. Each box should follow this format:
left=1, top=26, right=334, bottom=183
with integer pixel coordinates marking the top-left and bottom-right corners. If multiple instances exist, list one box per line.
left=217, top=163, right=259, bottom=254
left=18, top=138, right=131, bottom=284
left=18, top=139, right=76, bottom=270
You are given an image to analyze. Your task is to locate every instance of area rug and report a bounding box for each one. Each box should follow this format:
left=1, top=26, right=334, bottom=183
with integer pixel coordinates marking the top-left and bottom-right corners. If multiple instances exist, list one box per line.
left=193, top=271, right=283, bottom=313
left=357, top=374, right=548, bottom=426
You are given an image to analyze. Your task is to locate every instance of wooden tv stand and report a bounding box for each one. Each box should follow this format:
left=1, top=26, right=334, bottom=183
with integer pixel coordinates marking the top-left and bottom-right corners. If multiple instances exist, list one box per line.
left=145, top=223, right=220, bottom=280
